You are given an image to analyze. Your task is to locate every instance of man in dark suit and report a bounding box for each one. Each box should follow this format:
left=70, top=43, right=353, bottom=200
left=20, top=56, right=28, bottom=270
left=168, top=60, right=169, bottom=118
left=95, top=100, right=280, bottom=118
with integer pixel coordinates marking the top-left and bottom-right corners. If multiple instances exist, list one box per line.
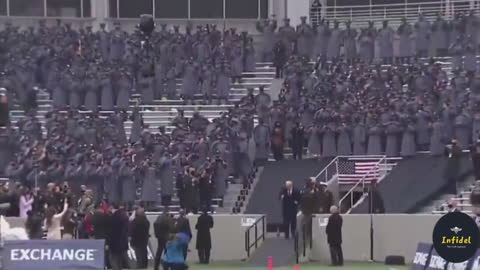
left=153, top=207, right=174, bottom=270
left=130, top=207, right=150, bottom=269
left=107, top=204, right=130, bottom=270
left=279, top=180, right=301, bottom=239
left=326, top=205, right=343, bottom=266
left=195, top=209, right=214, bottom=264
left=444, top=139, right=462, bottom=194
left=91, top=204, right=111, bottom=268
left=290, top=122, right=305, bottom=160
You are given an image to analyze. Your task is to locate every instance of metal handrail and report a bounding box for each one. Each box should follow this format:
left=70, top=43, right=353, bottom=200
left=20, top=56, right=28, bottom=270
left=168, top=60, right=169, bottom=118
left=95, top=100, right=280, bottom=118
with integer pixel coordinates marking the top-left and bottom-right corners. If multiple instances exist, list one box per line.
left=244, top=215, right=266, bottom=258
left=324, top=0, right=472, bottom=21
left=338, top=157, right=386, bottom=213
left=328, top=0, right=456, bottom=9
left=313, top=156, right=338, bottom=184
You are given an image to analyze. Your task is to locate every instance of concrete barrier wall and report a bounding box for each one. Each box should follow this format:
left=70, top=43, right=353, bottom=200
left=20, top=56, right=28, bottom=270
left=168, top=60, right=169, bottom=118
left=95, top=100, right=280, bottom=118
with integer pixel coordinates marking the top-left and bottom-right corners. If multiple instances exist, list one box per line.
left=5, top=214, right=265, bottom=263
left=310, top=214, right=442, bottom=263
left=146, top=214, right=265, bottom=262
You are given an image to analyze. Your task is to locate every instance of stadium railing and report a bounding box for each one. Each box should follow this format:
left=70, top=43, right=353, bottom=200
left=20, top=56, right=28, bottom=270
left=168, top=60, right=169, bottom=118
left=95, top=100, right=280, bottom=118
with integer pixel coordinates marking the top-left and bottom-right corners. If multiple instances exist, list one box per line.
left=338, top=156, right=387, bottom=213
left=324, top=0, right=472, bottom=27
left=244, top=214, right=266, bottom=258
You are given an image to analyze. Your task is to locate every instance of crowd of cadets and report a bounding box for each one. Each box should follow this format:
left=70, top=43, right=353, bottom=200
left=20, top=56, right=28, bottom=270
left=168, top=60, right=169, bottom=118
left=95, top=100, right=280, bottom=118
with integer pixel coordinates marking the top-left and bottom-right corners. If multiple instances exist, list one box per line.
left=261, top=11, right=480, bottom=65
left=0, top=101, right=259, bottom=213
left=1, top=13, right=480, bottom=220
left=0, top=19, right=256, bottom=111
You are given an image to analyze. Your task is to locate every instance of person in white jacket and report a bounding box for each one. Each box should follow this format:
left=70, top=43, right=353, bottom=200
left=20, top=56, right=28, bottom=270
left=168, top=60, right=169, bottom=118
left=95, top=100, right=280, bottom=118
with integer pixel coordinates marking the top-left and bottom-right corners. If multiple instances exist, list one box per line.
left=19, top=187, right=35, bottom=218
left=45, top=200, right=68, bottom=240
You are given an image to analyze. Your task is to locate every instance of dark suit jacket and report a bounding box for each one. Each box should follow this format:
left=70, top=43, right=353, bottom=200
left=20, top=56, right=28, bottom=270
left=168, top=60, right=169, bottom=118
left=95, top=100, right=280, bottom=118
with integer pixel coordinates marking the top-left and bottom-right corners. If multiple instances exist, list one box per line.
left=107, top=209, right=129, bottom=253
left=130, top=215, right=150, bottom=248
left=154, top=214, right=174, bottom=242
left=176, top=216, right=192, bottom=238
left=279, top=187, right=301, bottom=218
left=91, top=211, right=110, bottom=240
left=326, top=213, right=343, bottom=245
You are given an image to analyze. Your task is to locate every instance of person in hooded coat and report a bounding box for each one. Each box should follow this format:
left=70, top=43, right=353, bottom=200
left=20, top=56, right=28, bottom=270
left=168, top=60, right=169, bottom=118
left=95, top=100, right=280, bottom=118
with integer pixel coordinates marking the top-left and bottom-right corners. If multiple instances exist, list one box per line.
left=69, top=77, right=83, bottom=109
left=84, top=73, right=99, bottom=111
left=296, top=16, right=314, bottom=58
left=313, top=19, right=330, bottom=59
left=353, top=121, right=367, bottom=155
left=139, top=72, right=155, bottom=105
left=119, top=160, right=136, bottom=206
left=430, top=117, right=446, bottom=156
left=454, top=111, right=472, bottom=150
left=378, top=20, right=394, bottom=64
left=165, top=66, right=178, bottom=100
left=464, top=37, right=478, bottom=74
left=140, top=163, right=159, bottom=207
left=51, top=70, right=67, bottom=108
left=100, top=70, right=115, bottom=111
left=116, top=71, right=131, bottom=109
left=385, top=118, right=401, bottom=157
left=431, top=13, right=450, bottom=57
left=256, top=17, right=277, bottom=62
left=231, top=45, right=244, bottom=82
left=253, top=119, right=270, bottom=166
left=416, top=109, right=431, bottom=151
left=367, top=123, right=382, bottom=155
left=400, top=118, right=417, bottom=157
left=450, top=36, right=464, bottom=71
left=244, top=38, right=256, bottom=73
left=327, top=21, right=342, bottom=60
left=414, top=13, right=431, bottom=58
left=97, top=23, right=110, bottom=62
left=397, top=17, right=413, bottom=63
left=322, top=122, right=337, bottom=157
left=181, top=60, right=200, bottom=102
left=216, top=62, right=231, bottom=102
left=358, top=22, right=376, bottom=63
left=342, top=21, right=358, bottom=63
left=336, top=122, right=352, bottom=156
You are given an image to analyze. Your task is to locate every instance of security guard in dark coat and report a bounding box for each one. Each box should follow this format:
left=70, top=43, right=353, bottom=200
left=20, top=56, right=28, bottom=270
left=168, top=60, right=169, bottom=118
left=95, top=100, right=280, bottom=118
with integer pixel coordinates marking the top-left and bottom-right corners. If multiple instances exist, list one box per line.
left=195, top=210, right=214, bottom=264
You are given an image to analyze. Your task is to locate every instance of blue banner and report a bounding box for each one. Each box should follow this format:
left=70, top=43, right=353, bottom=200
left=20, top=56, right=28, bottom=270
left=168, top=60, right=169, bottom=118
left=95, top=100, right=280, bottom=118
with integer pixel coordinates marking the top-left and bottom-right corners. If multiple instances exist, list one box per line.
left=427, top=247, right=449, bottom=270
left=411, top=242, right=433, bottom=270
left=2, top=240, right=105, bottom=270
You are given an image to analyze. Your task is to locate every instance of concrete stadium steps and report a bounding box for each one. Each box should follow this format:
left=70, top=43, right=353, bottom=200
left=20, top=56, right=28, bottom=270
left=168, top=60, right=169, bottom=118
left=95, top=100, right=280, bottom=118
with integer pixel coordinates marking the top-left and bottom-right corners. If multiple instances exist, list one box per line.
left=430, top=180, right=480, bottom=215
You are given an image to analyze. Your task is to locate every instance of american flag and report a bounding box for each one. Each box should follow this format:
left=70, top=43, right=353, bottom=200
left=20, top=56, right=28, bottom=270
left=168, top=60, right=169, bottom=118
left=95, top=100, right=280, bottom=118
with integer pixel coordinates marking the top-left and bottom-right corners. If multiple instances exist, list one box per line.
left=338, top=160, right=380, bottom=185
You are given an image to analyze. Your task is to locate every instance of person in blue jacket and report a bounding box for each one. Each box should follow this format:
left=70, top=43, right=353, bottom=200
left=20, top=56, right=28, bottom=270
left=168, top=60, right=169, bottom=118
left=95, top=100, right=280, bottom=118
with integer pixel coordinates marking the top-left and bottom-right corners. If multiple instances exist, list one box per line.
left=162, top=232, right=191, bottom=270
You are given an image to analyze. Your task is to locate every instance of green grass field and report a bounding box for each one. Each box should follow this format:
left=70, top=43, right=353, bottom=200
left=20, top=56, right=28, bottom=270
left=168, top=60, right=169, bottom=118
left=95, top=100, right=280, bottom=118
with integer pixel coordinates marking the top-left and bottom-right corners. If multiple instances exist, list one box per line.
left=171, top=262, right=410, bottom=270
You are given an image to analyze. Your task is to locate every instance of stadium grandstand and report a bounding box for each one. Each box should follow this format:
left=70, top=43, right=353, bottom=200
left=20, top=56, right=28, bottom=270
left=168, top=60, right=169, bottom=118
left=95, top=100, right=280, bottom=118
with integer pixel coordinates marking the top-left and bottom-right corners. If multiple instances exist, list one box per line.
left=0, top=0, right=480, bottom=270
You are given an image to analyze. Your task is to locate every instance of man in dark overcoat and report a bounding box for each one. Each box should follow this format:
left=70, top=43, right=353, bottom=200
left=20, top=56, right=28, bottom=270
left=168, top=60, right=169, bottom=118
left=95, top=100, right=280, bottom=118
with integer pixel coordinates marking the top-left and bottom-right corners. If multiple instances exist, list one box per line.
left=326, top=205, right=343, bottom=266
left=279, top=180, right=301, bottom=239
left=195, top=210, right=214, bottom=264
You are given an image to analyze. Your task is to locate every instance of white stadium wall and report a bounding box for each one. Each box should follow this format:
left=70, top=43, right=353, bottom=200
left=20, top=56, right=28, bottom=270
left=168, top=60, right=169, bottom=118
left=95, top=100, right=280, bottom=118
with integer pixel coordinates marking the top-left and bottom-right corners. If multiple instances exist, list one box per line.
left=311, top=214, right=442, bottom=263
